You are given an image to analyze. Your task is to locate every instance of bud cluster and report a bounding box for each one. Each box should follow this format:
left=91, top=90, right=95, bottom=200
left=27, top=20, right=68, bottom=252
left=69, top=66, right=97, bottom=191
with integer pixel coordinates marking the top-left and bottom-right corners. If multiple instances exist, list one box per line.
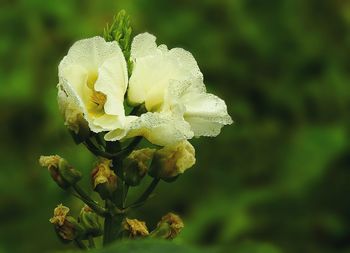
left=50, top=204, right=102, bottom=243
left=121, top=213, right=184, bottom=240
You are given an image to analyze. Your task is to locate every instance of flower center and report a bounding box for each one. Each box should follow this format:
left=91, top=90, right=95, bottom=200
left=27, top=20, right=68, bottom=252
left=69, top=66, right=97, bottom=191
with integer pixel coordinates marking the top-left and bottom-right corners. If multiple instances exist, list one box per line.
left=91, top=91, right=107, bottom=110
left=86, top=72, right=107, bottom=114
left=87, top=73, right=98, bottom=89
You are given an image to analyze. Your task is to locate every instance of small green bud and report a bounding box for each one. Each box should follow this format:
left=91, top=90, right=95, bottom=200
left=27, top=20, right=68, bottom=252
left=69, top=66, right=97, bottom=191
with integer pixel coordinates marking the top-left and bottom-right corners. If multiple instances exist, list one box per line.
left=50, top=204, right=84, bottom=242
left=78, top=205, right=102, bottom=238
left=39, top=155, right=82, bottom=189
left=91, top=158, right=117, bottom=199
left=122, top=218, right=149, bottom=238
left=149, top=141, right=196, bottom=181
left=103, top=10, right=133, bottom=75
left=104, top=10, right=131, bottom=49
left=122, top=148, right=155, bottom=186
left=150, top=213, right=184, bottom=240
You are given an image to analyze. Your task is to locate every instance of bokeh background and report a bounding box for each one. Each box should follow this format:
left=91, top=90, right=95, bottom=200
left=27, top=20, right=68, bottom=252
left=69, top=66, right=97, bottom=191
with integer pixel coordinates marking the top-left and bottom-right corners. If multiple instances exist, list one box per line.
left=1, top=0, right=350, bottom=252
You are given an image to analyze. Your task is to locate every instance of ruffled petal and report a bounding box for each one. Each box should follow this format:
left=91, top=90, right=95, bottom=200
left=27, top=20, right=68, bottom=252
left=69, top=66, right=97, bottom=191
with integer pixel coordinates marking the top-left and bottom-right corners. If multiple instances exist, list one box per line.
left=128, top=33, right=203, bottom=111
left=59, top=36, right=124, bottom=72
left=130, top=33, right=158, bottom=59
left=105, top=112, right=193, bottom=146
left=166, top=79, right=232, bottom=137
left=104, top=115, right=138, bottom=141
left=94, top=55, right=128, bottom=117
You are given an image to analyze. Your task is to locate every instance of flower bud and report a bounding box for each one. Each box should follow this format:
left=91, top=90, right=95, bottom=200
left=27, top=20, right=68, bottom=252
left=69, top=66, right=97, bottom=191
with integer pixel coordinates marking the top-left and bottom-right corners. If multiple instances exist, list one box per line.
left=149, top=141, right=195, bottom=181
left=50, top=204, right=84, bottom=242
left=78, top=205, right=102, bottom=238
left=57, top=86, right=90, bottom=143
left=122, top=218, right=149, bottom=238
left=39, top=155, right=82, bottom=189
left=91, top=158, right=117, bottom=199
left=122, top=148, right=155, bottom=186
left=151, top=213, right=184, bottom=240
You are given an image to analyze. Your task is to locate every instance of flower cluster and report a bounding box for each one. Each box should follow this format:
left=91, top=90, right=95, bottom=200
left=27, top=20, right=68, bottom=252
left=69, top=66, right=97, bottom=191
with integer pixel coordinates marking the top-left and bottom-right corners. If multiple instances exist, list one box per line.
left=58, top=34, right=232, bottom=147
left=40, top=10, right=232, bottom=250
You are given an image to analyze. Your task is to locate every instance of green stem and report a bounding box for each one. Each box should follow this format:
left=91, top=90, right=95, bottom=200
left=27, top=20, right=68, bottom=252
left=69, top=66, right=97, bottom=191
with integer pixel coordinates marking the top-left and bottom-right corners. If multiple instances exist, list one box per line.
left=128, top=178, right=160, bottom=208
left=103, top=211, right=112, bottom=246
left=73, top=184, right=107, bottom=217
left=123, top=185, right=129, bottom=208
left=118, top=136, right=143, bottom=158
left=84, top=139, right=113, bottom=158
left=103, top=173, right=131, bottom=245
left=103, top=201, right=126, bottom=246
left=74, top=239, right=87, bottom=250
left=85, top=137, right=142, bottom=159
left=94, top=133, right=105, bottom=150
left=88, top=236, right=95, bottom=249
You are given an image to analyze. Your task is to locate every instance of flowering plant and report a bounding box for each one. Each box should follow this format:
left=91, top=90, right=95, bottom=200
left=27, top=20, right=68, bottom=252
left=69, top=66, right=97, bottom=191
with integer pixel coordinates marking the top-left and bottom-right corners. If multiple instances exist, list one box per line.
left=40, top=10, right=232, bottom=250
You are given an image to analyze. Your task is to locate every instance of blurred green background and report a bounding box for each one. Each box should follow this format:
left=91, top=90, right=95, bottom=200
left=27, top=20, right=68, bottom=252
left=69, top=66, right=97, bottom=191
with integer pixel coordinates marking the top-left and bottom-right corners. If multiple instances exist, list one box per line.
left=1, top=0, right=350, bottom=252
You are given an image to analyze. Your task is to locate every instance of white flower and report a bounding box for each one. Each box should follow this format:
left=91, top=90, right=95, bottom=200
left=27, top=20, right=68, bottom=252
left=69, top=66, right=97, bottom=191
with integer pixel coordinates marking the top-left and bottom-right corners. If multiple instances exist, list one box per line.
left=105, top=33, right=232, bottom=145
left=58, top=36, right=131, bottom=134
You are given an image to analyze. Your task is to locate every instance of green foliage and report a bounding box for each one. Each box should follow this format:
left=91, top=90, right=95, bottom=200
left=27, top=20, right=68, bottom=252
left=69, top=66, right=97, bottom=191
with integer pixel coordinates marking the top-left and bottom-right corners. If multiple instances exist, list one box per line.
left=65, top=239, right=215, bottom=253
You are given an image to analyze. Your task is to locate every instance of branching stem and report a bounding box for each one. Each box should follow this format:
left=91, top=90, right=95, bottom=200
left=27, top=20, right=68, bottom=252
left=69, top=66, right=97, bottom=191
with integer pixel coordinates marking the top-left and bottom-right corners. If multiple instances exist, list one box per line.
left=72, top=184, right=108, bottom=217
left=128, top=178, right=160, bottom=208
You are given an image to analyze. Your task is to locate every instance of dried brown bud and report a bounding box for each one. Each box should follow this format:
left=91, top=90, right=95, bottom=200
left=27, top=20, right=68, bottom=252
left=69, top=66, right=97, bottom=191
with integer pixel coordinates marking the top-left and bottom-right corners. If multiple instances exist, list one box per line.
left=49, top=204, right=84, bottom=242
left=123, top=218, right=149, bottom=238
left=49, top=204, right=70, bottom=226
left=151, top=213, right=184, bottom=239
left=91, top=158, right=117, bottom=199
left=39, top=155, right=82, bottom=188
left=123, top=148, right=155, bottom=186
left=149, top=141, right=195, bottom=180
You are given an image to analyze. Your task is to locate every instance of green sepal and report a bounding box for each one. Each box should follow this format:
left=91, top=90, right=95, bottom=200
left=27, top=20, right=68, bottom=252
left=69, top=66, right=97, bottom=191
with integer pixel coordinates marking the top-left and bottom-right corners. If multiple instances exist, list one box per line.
left=150, top=223, right=172, bottom=239
left=79, top=208, right=103, bottom=238
left=122, top=159, right=143, bottom=186
left=54, top=216, right=85, bottom=242
left=58, top=159, right=82, bottom=186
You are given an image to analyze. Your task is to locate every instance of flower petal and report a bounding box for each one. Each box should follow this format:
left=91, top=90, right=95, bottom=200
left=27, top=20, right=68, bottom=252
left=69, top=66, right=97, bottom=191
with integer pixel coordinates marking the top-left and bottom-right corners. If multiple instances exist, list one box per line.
left=58, top=36, right=128, bottom=133
left=105, top=112, right=193, bottom=146
left=94, top=55, right=128, bottom=117
left=130, top=32, right=158, bottom=59
left=128, top=33, right=203, bottom=111
left=104, top=115, right=138, bottom=141
left=59, top=36, right=124, bottom=72
left=167, top=79, right=232, bottom=137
